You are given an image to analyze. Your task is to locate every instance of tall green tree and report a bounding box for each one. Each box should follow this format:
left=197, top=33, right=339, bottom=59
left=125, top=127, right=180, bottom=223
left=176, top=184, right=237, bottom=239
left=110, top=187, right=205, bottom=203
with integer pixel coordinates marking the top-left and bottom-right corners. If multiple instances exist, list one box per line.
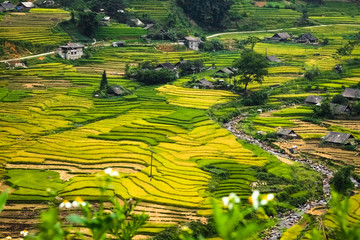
left=232, top=50, right=268, bottom=92
left=337, top=40, right=359, bottom=60
left=100, top=70, right=108, bottom=91
left=77, top=11, right=99, bottom=37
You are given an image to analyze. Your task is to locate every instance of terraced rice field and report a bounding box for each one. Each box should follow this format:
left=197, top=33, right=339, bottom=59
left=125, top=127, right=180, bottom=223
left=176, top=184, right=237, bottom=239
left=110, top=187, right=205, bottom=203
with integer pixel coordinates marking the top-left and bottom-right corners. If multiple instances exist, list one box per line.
left=130, top=0, right=171, bottom=22
left=0, top=58, right=267, bottom=236
left=0, top=11, right=70, bottom=46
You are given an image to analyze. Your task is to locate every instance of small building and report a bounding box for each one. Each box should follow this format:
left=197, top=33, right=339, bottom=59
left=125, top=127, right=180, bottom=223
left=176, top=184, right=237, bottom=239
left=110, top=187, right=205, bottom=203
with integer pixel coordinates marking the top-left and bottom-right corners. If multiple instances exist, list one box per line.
left=342, top=88, right=360, bottom=100
left=112, top=41, right=126, bottom=47
left=297, top=33, right=318, bottom=44
left=144, top=24, right=154, bottom=30
left=183, top=36, right=202, bottom=51
left=174, top=60, right=188, bottom=69
left=155, top=62, right=175, bottom=71
left=322, top=132, right=357, bottom=146
left=130, top=18, right=145, bottom=27
left=58, top=43, right=85, bottom=60
left=216, top=67, right=235, bottom=75
left=269, top=32, right=292, bottom=41
left=277, top=128, right=298, bottom=139
left=196, top=79, right=214, bottom=89
left=330, top=103, right=351, bottom=116
left=305, top=95, right=325, bottom=106
left=6, top=60, right=27, bottom=69
left=108, top=85, right=127, bottom=96
left=0, top=1, right=15, bottom=11
left=16, top=2, right=35, bottom=11
left=266, top=55, right=282, bottom=63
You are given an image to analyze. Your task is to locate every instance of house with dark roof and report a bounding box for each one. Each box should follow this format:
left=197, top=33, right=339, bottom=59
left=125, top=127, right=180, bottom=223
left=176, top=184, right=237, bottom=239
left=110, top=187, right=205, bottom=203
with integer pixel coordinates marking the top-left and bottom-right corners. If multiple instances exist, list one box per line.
left=266, top=55, right=282, bottom=63
left=16, top=2, right=35, bottom=11
left=277, top=128, right=298, bottom=139
left=216, top=67, right=235, bottom=75
left=112, top=41, right=126, bottom=47
left=58, top=43, right=85, bottom=60
left=174, top=60, right=188, bottom=69
left=155, top=62, right=175, bottom=71
left=6, top=60, right=27, bottom=69
left=305, top=95, right=325, bottom=106
left=322, top=132, right=357, bottom=146
left=329, top=103, right=351, bottom=116
left=269, top=32, right=292, bottom=41
left=183, top=36, right=202, bottom=51
left=0, top=1, right=15, bottom=11
left=342, top=88, right=360, bottom=100
left=196, top=79, right=214, bottom=89
left=297, top=33, right=318, bottom=44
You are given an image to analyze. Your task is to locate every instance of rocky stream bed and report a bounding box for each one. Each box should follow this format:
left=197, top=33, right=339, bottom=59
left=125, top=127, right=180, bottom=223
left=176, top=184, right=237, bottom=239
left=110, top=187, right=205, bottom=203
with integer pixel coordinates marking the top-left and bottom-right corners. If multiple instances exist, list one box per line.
left=225, top=115, right=359, bottom=239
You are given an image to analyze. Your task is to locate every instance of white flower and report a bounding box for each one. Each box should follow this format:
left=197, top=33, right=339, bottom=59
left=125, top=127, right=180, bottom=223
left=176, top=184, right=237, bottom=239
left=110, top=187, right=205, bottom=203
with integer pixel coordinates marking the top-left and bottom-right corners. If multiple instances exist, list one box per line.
left=20, top=230, right=28, bottom=236
left=72, top=197, right=87, bottom=207
left=266, top=194, right=274, bottom=201
left=260, top=199, right=268, bottom=206
left=249, top=190, right=260, bottom=209
left=6, top=236, right=11, bottom=240
left=222, top=193, right=240, bottom=210
left=59, top=200, right=72, bottom=208
left=104, top=168, right=119, bottom=177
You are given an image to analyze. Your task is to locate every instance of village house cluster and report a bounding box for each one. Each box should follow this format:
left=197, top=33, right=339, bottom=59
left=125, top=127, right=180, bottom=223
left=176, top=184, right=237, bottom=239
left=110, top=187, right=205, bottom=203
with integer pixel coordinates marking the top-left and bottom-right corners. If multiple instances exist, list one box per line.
left=0, top=1, right=37, bottom=12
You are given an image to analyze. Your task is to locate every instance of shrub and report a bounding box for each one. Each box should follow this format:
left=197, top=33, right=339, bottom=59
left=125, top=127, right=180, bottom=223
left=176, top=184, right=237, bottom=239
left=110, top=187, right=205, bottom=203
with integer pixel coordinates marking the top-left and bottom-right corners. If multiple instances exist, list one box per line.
left=241, top=91, right=268, bottom=106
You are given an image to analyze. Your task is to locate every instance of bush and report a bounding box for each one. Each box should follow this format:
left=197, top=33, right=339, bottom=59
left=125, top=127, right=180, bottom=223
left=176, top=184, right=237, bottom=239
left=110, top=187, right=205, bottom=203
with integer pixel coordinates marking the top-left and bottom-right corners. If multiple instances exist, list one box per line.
left=127, top=68, right=177, bottom=85
left=330, top=166, right=354, bottom=194
left=241, top=91, right=268, bottom=106
left=304, top=66, right=320, bottom=80
left=332, top=94, right=349, bottom=105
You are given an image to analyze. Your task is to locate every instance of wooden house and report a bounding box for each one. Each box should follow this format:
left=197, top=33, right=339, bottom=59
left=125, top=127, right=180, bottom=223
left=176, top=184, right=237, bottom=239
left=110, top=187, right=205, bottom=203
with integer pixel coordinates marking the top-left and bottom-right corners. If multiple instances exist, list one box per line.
left=322, top=132, right=357, bottom=146
left=266, top=55, right=282, bottom=63
left=269, top=32, right=292, bottom=41
left=58, top=43, right=84, bottom=60
left=305, top=95, right=325, bottom=106
left=216, top=67, right=235, bottom=75
left=277, top=128, right=298, bottom=139
left=342, top=88, right=360, bottom=100
left=154, top=62, right=175, bottom=71
left=297, top=33, right=318, bottom=44
left=329, top=103, right=351, bottom=116
left=16, top=2, right=35, bottom=11
left=112, top=41, right=126, bottom=47
left=196, top=79, right=214, bottom=89
left=0, top=1, right=15, bottom=11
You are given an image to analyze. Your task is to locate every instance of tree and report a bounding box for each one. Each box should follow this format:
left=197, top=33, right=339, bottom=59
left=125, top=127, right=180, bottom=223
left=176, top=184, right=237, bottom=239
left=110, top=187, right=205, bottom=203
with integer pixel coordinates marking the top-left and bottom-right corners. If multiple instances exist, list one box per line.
left=332, top=94, right=349, bottom=105
left=232, top=50, right=268, bottom=92
left=100, top=70, right=108, bottom=91
left=337, top=40, right=359, bottom=60
left=247, top=36, right=261, bottom=50
left=330, top=166, right=354, bottom=194
left=77, top=11, right=99, bottom=37
left=177, top=0, right=234, bottom=30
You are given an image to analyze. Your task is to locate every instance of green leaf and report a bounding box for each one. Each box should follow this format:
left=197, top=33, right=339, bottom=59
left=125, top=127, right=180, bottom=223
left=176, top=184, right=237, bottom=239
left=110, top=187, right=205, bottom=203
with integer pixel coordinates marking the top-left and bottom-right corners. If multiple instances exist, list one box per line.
left=0, top=189, right=9, bottom=213
left=67, top=214, right=85, bottom=224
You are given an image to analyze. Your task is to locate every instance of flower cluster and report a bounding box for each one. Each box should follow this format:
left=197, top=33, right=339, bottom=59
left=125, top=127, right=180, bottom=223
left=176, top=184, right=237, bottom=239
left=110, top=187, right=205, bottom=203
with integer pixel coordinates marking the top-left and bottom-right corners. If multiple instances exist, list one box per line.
left=5, top=230, right=28, bottom=240
left=222, top=193, right=240, bottom=210
left=104, top=168, right=119, bottom=177
left=248, top=190, right=274, bottom=209
left=60, top=197, right=87, bottom=209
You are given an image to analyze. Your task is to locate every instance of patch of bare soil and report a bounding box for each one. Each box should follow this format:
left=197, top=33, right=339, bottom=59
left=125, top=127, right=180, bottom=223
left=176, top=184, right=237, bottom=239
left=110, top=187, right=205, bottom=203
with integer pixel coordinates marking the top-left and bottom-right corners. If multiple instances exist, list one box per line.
left=277, top=156, right=295, bottom=165
left=254, top=1, right=267, bottom=7
left=307, top=207, right=328, bottom=216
